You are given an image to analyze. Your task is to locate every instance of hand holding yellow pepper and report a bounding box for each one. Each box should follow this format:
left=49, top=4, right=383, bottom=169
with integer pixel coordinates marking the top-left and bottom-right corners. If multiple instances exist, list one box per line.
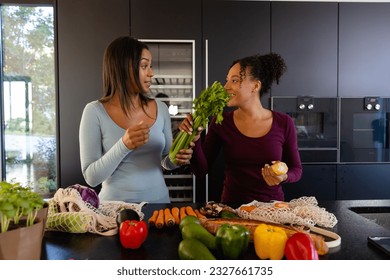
left=254, top=223, right=288, bottom=260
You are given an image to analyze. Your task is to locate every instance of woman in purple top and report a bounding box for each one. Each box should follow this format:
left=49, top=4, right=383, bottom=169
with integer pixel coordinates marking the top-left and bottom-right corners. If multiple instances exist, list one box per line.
left=180, top=53, right=302, bottom=204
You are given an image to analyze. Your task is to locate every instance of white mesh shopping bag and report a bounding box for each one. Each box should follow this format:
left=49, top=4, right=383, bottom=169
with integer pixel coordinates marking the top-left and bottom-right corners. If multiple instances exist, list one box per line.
left=46, top=187, right=146, bottom=236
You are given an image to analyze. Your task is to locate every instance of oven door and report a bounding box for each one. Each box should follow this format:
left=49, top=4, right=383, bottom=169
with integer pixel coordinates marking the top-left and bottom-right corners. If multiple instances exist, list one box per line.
left=340, top=97, right=390, bottom=163
left=271, top=96, right=338, bottom=163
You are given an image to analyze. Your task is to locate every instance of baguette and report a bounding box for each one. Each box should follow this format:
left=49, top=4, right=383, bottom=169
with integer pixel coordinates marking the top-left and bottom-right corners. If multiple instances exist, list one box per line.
left=199, top=217, right=329, bottom=255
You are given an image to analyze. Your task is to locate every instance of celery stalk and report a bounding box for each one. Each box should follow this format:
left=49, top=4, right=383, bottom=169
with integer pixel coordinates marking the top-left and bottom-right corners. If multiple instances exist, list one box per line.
left=169, top=81, right=229, bottom=164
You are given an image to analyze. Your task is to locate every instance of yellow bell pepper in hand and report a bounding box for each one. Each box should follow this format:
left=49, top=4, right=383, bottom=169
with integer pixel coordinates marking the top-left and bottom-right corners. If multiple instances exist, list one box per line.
left=254, top=223, right=288, bottom=260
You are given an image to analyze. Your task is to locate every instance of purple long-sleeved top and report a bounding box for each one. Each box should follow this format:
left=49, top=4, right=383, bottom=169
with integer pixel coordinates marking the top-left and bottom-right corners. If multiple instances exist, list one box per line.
left=191, top=110, right=302, bottom=204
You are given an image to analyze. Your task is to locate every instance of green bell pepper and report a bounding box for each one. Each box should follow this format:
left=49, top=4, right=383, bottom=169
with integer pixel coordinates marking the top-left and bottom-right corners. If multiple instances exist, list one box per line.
left=215, top=223, right=250, bottom=259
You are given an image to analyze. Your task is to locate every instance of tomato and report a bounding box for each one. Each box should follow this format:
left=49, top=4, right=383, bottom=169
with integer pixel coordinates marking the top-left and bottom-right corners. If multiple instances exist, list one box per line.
left=119, top=220, right=148, bottom=249
left=284, top=232, right=319, bottom=260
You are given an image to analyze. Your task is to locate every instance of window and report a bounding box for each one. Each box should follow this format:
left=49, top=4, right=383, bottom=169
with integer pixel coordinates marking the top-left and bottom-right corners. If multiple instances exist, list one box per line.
left=0, top=3, right=56, bottom=196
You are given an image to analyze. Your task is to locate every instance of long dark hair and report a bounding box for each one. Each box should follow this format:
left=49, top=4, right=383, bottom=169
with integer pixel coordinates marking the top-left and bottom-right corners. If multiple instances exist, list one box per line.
left=232, top=53, right=287, bottom=95
left=100, top=36, right=150, bottom=117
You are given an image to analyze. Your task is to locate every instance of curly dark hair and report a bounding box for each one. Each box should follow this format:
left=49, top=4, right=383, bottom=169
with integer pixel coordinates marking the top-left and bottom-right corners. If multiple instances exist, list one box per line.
left=231, top=53, right=287, bottom=95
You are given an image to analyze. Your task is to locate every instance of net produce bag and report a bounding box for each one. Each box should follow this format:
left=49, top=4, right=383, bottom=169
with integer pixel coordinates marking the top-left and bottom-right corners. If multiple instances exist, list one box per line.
left=236, top=196, right=338, bottom=228
left=46, top=186, right=146, bottom=236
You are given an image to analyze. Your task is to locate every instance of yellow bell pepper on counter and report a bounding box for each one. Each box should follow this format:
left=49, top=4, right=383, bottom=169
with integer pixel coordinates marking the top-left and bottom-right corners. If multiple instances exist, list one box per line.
left=253, top=223, right=288, bottom=260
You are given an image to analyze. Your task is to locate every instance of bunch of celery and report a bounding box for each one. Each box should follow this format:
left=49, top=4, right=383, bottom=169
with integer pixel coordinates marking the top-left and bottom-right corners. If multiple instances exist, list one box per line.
left=169, top=81, right=230, bottom=164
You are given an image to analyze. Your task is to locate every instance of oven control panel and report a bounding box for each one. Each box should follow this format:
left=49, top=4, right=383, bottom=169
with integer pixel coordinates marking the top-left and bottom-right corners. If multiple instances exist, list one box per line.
left=364, top=97, right=381, bottom=111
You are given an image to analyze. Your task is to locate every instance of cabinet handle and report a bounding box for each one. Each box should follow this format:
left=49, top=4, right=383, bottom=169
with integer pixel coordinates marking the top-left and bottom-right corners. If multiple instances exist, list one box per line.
left=205, top=39, right=209, bottom=88
left=204, top=39, right=209, bottom=202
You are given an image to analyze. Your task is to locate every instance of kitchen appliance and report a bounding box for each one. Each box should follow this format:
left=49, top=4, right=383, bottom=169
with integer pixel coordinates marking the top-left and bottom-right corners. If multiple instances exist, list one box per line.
left=141, top=39, right=196, bottom=202
left=340, top=97, right=390, bottom=162
left=368, top=236, right=390, bottom=256
left=271, top=96, right=338, bottom=163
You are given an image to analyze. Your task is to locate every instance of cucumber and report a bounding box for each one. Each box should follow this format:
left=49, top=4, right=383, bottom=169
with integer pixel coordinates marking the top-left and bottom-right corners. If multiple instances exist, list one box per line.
left=181, top=222, right=217, bottom=250
left=178, top=238, right=216, bottom=260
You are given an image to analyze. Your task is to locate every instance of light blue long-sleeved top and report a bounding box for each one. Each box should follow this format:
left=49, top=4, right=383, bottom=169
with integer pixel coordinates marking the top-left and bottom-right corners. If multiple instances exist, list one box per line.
left=79, top=99, right=176, bottom=203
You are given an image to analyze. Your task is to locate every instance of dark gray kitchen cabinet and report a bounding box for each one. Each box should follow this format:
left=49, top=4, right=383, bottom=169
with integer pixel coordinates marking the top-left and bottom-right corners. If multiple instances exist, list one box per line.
left=202, top=0, right=270, bottom=86
left=130, top=0, right=201, bottom=40
left=57, top=0, right=130, bottom=189
left=202, top=0, right=270, bottom=202
left=271, top=2, right=338, bottom=97
left=130, top=0, right=270, bottom=92
left=337, top=164, right=390, bottom=199
left=130, top=0, right=203, bottom=94
left=339, top=3, right=390, bottom=97
left=283, top=165, right=337, bottom=201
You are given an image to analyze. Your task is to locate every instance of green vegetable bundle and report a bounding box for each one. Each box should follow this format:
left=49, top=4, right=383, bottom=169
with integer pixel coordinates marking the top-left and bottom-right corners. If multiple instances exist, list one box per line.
left=169, top=81, right=230, bottom=164
left=0, top=181, right=45, bottom=233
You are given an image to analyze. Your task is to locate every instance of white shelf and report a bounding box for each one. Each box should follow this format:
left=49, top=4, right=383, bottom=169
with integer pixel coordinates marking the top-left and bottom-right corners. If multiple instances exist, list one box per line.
left=168, top=186, right=193, bottom=190
left=151, top=75, right=194, bottom=96
left=154, top=97, right=193, bottom=102
left=153, top=74, right=192, bottom=80
left=170, top=197, right=193, bottom=202
left=164, top=174, right=193, bottom=179
left=151, top=84, right=192, bottom=90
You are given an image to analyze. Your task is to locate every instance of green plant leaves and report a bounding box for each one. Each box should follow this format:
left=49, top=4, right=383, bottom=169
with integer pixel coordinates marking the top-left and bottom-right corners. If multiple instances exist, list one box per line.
left=0, top=181, right=44, bottom=232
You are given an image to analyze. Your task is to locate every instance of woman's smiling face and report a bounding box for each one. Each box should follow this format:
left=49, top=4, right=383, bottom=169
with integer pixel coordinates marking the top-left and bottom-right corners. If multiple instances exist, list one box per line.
left=224, top=63, right=259, bottom=108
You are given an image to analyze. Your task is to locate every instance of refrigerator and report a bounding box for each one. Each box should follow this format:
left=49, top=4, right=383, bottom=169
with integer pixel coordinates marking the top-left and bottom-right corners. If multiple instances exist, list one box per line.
left=142, top=39, right=196, bottom=202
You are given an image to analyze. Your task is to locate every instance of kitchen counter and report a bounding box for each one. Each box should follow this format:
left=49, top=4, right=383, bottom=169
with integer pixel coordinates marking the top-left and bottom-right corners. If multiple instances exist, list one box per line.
left=41, top=200, right=390, bottom=260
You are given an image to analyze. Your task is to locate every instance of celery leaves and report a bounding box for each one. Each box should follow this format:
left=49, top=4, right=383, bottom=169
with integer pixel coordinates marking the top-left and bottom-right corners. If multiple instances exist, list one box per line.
left=168, top=81, right=229, bottom=164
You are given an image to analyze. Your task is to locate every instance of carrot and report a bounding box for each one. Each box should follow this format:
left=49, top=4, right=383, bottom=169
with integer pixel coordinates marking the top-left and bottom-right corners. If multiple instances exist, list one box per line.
left=194, top=209, right=206, bottom=220
left=185, top=206, right=197, bottom=217
left=239, top=205, right=256, bottom=212
left=148, top=210, right=159, bottom=227
left=171, top=207, right=180, bottom=225
left=274, top=202, right=290, bottom=209
left=179, top=206, right=187, bottom=221
left=164, top=208, right=175, bottom=227
left=155, top=209, right=165, bottom=229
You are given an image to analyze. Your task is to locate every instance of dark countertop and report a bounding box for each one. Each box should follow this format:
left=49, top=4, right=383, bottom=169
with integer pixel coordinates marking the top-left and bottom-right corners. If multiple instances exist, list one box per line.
left=41, top=200, right=390, bottom=260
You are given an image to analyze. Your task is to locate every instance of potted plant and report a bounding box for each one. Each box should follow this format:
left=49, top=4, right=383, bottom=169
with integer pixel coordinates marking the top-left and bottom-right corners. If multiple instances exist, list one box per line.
left=0, top=180, right=47, bottom=260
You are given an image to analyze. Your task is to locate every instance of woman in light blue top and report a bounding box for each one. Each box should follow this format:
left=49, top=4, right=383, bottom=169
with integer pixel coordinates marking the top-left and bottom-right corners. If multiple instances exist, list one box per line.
left=79, top=36, right=193, bottom=203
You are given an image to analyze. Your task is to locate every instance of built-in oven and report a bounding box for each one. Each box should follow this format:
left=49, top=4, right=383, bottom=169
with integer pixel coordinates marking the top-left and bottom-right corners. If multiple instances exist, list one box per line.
left=271, top=97, right=338, bottom=163
left=340, top=97, right=390, bottom=163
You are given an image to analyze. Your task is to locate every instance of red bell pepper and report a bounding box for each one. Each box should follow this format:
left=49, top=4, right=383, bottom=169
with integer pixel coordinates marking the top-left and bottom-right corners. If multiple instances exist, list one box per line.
left=119, top=220, right=148, bottom=249
left=285, top=232, right=319, bottom=260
